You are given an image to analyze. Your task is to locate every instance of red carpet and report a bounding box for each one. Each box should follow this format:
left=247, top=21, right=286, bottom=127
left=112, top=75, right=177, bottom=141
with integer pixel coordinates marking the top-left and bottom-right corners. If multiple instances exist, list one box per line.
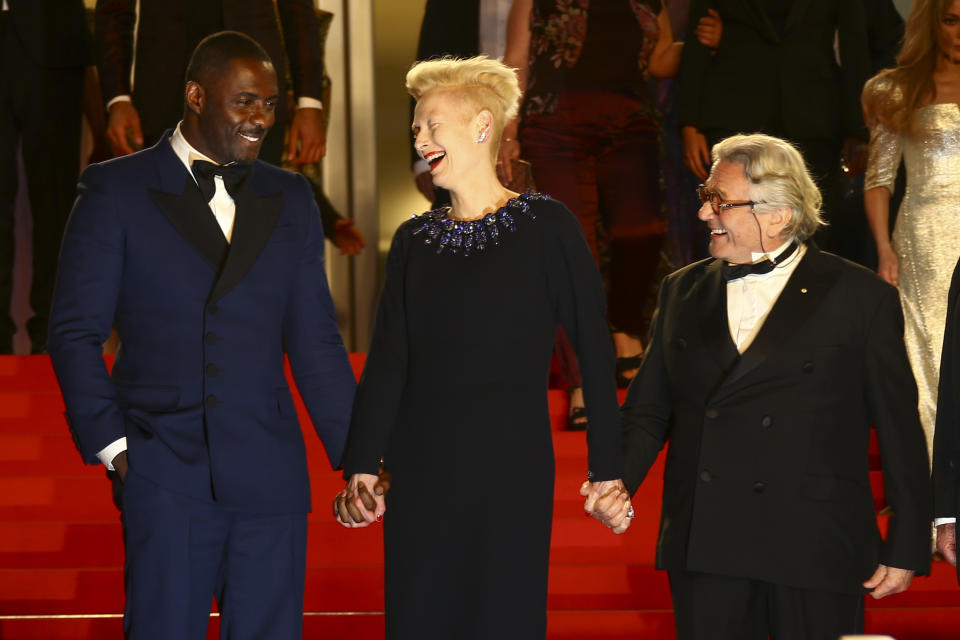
left=1, top=355, right=959, bottom=638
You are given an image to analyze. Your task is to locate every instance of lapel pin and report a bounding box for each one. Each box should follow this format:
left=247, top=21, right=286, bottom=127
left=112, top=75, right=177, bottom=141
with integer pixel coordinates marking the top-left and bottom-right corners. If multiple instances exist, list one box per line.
left=800, top=288, right=808, bottom=294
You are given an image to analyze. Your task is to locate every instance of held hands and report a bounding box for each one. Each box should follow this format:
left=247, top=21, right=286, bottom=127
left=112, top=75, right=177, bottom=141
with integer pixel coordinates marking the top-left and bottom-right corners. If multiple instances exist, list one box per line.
left=334, top=470, right=391, bottom=528
left=937, top=523, right=957, bottom=566
left=862, top=564, right=915, bottom=599
left=580, top=479, right=634, bottom=534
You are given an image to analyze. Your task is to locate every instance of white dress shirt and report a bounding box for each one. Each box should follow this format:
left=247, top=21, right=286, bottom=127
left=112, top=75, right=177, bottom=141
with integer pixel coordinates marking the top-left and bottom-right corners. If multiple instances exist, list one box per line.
left=726, top=241, right=806, bottom=352
left=96, top=123, right=237, bottom=469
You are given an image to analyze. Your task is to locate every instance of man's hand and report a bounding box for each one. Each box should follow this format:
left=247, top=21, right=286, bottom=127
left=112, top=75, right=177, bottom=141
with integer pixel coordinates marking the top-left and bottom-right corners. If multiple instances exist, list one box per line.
left=111, top=451, right=129, bottom=481
left=580, top=479, right=633, bottom=534
left=415, top=171, right=435, bottom=202
left=333, top=471, right=389, bottom=528
left=332, top=219, right=366, bottom=256
left=287, top=107, right=326, bottom=165
left=681, top=126, right=710, bottom=180
left=695, top=9, right=723, bottom=49
left=937, top=523, right=957, bottom=566
left=862, top=564, right=915, bottom=599
left=106, top=101, right=144, bottom=157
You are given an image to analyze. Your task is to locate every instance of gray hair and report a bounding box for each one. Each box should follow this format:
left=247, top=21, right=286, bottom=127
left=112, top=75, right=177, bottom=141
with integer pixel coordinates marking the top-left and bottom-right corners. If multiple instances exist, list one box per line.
left=711, top=134, right=825, bottom=242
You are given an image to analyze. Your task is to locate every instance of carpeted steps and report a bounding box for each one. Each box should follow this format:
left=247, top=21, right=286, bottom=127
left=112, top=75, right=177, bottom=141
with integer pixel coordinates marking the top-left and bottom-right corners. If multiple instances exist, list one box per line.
left=2, top=354, right=959, bottom=639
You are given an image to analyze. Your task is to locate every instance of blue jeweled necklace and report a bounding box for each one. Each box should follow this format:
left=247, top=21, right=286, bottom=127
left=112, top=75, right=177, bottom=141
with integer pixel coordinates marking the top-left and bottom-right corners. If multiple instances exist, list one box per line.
left=410, top=190, right=549, bottom=256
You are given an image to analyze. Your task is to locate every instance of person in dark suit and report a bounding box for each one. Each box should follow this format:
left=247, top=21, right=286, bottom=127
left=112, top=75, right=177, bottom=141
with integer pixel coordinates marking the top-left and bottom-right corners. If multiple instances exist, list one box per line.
left=0, top=0, right=91, bottom=353
left=95, top=0, right=365, bottom=255
left=587, top=133, right=932, bottom=640
left=677, top=0, right=872, bottom=262
left=95, top=0, right=325, bottom=165
left=48, top=32, right=356, bottom=639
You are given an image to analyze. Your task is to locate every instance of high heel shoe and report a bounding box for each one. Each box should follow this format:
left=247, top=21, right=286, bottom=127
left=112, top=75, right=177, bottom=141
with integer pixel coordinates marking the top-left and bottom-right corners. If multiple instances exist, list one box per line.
left=568, top=386, right=588, bottom=431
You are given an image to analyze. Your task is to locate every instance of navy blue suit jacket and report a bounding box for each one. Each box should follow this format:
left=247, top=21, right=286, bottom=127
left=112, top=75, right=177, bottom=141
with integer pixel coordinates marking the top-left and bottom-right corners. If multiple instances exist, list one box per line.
left=49, top=133, right=356, bottom=514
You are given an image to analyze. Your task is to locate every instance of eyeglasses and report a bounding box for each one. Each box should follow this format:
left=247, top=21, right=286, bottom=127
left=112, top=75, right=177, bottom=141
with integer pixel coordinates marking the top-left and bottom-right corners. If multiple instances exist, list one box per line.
left=697, top=184, right=758, bottom=215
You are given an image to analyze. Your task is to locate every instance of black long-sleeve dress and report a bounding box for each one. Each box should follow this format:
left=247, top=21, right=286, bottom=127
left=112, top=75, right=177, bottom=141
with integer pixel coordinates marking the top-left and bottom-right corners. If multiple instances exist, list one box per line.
left=341, top=192, right=621, bottom=640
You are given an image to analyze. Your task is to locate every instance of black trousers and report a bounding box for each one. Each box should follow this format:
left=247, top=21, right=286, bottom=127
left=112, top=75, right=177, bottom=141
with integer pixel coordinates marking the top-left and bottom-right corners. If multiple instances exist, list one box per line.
left=0, top=13, right=85, bottom=353
left=668, top=569, right=865, bottom=640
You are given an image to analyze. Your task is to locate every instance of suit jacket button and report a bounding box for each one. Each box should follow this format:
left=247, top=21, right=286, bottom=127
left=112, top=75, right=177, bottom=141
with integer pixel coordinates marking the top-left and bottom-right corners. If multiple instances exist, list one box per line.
left=705, top=408, right=719, bottom=419
left=206, top=363, right=219, bottom=376
left=205, top=394, right=218, bottom=408
left=802, top=361, right=814, bottom=373
left=761, top=415, right=773, bottom=428
left=676, top=338, right=688, bottom=350
left=205, top=332, right=218, bottom=345
left=699, top=470, right=712, bottom=483
left=753, top=481, right=766, bottom=493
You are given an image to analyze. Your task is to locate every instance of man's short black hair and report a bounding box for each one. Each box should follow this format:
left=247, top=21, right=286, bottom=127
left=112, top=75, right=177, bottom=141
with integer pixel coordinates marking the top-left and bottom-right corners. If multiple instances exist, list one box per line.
left=185, top=31, right=273, bottom=86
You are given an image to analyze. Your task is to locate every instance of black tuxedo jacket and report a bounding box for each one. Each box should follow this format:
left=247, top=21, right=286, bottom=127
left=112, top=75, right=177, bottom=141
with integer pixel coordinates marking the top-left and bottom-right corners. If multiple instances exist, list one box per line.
left=95, top=0, right=324, bottom=141
left=622, top=247, right=931, bottom=594
left=49, top=133, right=356, bottom=512
left=677, top=0, right=871, bottom=142
left=5, top=0, right=91, bottom=69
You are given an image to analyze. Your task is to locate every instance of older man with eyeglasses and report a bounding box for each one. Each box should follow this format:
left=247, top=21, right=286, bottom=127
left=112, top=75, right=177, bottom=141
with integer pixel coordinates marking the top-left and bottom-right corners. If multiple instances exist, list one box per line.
left=585, top=133, right=931, bottom=640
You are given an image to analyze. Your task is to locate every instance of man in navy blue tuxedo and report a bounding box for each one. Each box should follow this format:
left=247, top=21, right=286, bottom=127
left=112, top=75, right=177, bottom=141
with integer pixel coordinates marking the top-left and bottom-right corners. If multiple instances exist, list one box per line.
left=48, top=32, right=356, bottom=639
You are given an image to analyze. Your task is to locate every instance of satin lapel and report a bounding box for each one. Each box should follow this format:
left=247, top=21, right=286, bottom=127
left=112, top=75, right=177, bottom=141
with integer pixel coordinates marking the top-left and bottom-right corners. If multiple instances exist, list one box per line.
left=699, top=260, right=741, bottom=375
left=209, top=170, right=283, bottom=302
left=784, top=0, right=813, bottom=35
left=720, top=248, right=837, bottom=390
left=743, top=0, right=780, bottom=42
left=148, top=137, right=228, bottom=272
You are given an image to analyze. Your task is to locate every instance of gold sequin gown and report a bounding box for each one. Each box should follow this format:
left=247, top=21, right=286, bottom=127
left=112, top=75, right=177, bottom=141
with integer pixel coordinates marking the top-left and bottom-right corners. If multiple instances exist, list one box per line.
left=865, top=81, right=960, bottom=458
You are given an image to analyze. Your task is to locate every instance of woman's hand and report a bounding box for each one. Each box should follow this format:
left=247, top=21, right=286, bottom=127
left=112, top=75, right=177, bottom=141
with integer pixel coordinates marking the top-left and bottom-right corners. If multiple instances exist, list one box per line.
left=334, top=473, right=386, bottom=528
left=580, top=479, right=634, bottom=534
left=877, top=245, right=900, bottom=287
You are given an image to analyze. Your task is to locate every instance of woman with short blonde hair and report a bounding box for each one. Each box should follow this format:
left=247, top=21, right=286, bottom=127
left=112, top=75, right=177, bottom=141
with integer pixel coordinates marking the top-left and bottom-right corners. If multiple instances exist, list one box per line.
left=335, top=56, right=625, bottom=639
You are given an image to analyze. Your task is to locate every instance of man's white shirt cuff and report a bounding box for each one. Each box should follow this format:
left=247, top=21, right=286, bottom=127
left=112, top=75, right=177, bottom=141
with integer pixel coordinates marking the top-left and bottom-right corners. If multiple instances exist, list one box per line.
left=297, top=97, right=323, bottom=111
left=107, top=95, right=132, bottom=110
left=935, top=517, right=957, bottom=527
left=97, top=438, right=128, bottom=470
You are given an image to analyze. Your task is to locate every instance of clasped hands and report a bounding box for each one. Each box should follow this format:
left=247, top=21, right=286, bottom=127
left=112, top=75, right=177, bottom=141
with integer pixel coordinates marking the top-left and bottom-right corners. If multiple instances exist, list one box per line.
left=581, top=478, right=634, bottom=534
left=334, top=469, right=391, bottom=528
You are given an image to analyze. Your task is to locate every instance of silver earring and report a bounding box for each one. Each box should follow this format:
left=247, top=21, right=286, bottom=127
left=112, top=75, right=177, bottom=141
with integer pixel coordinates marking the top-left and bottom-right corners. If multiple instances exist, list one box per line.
left=475, top=127, right=489, bottom=143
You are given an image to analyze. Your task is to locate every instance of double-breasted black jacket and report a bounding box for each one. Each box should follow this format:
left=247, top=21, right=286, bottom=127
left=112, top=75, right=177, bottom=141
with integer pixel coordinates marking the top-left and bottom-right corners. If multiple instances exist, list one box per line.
left=622, top=246, right=931, bottom=593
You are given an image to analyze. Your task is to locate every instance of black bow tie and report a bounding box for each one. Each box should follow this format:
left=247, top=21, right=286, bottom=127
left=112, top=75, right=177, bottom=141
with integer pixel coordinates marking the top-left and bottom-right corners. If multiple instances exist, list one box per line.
left=191, top=159, right=250, bottom=202
left=722, top=241, right=799, bottom=282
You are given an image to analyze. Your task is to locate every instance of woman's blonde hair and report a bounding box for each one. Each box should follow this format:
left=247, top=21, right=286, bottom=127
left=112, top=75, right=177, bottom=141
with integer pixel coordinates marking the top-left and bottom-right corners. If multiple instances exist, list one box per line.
left=712, top=134, right=825, bottom=243
left=406, top=56, right=521, bottom=157
left=863, top=0, right=955, bottom=134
